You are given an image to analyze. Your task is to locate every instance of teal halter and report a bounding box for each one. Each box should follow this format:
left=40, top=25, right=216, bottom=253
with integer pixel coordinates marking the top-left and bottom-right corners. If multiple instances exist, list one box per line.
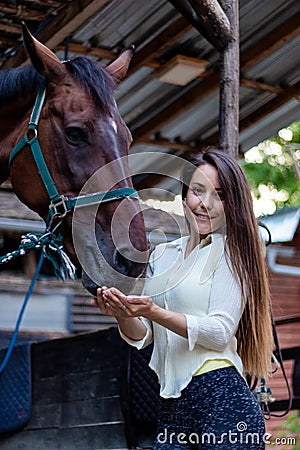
left=9, top=85, right=139, bottom=227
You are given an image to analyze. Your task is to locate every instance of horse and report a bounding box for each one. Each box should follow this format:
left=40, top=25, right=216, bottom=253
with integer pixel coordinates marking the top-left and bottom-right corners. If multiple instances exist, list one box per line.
left=0, top=24, right=148, bottom=295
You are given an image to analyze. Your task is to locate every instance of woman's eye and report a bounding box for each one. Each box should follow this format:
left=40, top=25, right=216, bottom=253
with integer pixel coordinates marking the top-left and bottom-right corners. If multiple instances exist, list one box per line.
left=65, top=127, right=88, bottom=144
left=193, top=188, right=204, bottom=196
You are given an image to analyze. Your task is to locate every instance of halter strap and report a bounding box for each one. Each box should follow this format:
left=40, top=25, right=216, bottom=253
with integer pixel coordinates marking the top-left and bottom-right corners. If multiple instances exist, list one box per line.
left=9, top=85, right=139, bottom=226
left=9, top=87, right=62, bottom=205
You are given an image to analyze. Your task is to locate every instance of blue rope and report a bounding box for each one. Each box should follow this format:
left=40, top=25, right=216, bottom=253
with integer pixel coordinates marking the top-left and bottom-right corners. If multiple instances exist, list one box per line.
left=0, top=230, right=76, bottom=374
left=0, top=231, right=76, bottom=281
left=0, top=252, right=44, bottom=374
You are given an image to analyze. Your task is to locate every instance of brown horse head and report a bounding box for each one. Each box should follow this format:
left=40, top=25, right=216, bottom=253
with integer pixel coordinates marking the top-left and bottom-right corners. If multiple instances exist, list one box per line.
left=0, top=25, right=148, bottom=295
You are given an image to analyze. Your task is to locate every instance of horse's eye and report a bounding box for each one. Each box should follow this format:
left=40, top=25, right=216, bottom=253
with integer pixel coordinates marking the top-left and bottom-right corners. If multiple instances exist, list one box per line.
left=65, top=127, right=88, bottom=144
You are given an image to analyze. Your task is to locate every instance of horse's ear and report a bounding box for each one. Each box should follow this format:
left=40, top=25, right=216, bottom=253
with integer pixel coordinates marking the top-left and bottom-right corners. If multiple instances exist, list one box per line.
left=106, top=46, right=135, bottom=84
left=22, top=22, right=65, bottom=80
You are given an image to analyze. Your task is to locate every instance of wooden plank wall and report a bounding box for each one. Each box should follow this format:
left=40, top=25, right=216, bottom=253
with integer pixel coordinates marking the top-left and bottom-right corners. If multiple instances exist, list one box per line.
left=265, top=241, right=300, bottom=442
left=0, top=328, right=130, bottom=450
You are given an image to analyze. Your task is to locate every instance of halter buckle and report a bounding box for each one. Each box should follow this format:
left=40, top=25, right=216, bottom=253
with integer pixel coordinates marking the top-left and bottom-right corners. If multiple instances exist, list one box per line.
left=49, top=195, right=69, bottom=219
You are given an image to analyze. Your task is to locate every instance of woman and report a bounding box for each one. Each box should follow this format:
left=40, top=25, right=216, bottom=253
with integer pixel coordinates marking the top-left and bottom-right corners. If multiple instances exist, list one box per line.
left=91, top=147, right=273, bottom=449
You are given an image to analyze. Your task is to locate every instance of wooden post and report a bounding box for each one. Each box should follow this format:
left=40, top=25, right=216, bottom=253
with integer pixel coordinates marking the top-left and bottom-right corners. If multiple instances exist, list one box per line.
left=218, top=0, right=240, bottom=157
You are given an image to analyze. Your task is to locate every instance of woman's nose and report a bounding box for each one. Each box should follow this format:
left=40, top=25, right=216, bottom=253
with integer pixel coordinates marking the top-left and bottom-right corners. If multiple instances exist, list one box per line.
left=199, top=192, right=213, bottom=210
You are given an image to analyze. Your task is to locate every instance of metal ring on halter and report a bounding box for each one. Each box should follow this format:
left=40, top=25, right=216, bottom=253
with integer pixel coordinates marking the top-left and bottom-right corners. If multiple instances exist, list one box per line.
left=120, top=304, right=127, bottom=311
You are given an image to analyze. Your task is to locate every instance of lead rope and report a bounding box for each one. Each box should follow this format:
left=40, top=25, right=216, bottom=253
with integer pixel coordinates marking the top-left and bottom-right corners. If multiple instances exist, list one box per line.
left=0, top=252, right=44, bottom=375
left=0, top=230, right=76, bottom=281
left=0, top=227, right=76, bottom=374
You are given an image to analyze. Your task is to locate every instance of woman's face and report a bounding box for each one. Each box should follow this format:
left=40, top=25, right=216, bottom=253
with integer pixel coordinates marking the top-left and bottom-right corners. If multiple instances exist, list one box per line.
left=184, top=163, right=225, bottom=237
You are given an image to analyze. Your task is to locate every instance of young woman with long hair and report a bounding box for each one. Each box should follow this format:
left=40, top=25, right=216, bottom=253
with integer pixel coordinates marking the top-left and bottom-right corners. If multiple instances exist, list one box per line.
left=92, top=147, right=273, bottom=449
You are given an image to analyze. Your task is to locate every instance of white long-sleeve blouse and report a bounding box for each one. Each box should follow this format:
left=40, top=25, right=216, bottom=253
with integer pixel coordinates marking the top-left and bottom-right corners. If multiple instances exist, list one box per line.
left=119, top=234, right=245, bottom=398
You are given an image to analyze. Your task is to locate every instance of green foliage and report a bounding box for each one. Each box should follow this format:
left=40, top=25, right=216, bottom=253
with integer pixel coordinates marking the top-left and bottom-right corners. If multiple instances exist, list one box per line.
left=270, top=412, right=300, bottom=449
left=242, top=120, right=300, bottom=211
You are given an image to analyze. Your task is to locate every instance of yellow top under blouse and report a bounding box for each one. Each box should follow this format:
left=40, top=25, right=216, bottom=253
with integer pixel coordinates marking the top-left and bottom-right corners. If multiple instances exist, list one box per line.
left=193, top=358, right=233, bottom=376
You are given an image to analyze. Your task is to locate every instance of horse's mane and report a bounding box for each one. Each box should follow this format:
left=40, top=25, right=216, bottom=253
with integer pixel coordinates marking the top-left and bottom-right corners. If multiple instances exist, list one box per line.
left=0, top=56, right=115, bottom=113
left=0, top=65, right=44, bottom=102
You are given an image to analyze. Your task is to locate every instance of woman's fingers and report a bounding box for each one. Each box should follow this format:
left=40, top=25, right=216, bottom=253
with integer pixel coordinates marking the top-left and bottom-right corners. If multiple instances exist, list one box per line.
left=105, top=287, right=127, bottom=301
left=127, top=295, right=152, bottom=305
left=90, top=287, right=115, bottom=316
left=92, top=287, right=154, bottom=318
left=103, top=288, right=128, bottom=310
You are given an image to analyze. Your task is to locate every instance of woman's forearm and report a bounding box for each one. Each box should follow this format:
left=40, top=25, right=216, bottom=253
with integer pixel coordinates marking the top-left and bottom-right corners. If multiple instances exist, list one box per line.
left=117, top=316, right=148, bottom=341
left=145, top=304, right=188, bottom=339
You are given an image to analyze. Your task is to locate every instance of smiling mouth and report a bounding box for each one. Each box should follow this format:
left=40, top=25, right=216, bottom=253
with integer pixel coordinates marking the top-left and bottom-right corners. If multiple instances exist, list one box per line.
left=194, top=213, right=213, bottom=220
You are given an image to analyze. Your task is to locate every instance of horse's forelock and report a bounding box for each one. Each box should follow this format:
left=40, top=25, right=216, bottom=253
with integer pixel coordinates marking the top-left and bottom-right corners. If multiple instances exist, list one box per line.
left=64, top=57, right=116, bottom=114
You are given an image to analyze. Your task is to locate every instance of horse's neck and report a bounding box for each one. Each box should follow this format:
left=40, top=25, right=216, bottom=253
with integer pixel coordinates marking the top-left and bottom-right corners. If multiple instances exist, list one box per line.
left=0, top=93, right=33, bottom=184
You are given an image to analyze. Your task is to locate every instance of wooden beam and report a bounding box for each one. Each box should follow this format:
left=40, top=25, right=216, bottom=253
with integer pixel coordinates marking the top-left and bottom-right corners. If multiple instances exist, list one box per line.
left=55, top=41, right=161, bottom=68
left=0, top=8, right=53, bottom=21
left=240, top=78, right=284, bottom=95
left=24, top=0, right=64, bottom=6
left=241, top=13, right=300, bottom=72
left=0, top=0, right=111, bottom=69
left=187, top=0, right=232, bottom=50
left=218, top=0, right=239, bottom=157
left=55, top=42, right=116, bottom=61
left=0, top=22, right=21, bottom=35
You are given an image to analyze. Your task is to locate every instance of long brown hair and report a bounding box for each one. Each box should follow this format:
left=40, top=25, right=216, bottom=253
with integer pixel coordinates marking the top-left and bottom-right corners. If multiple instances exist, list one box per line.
left=181, top=147, right=273, bottom=379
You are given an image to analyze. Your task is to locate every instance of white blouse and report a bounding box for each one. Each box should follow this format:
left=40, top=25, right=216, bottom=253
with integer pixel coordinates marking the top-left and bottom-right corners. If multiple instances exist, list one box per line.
left=119, top=234, right=244, bottom=399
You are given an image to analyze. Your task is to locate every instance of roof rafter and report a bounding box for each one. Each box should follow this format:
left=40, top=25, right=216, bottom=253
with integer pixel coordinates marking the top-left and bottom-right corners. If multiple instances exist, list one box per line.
left=55, top=42, right=116, bottom=61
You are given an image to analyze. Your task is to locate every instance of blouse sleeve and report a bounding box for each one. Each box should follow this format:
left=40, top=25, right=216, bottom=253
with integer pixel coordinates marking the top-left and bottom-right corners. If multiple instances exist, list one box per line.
left=118, top=248, right=156, bottom=349
left=184, top=253, right=244, bottom=352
